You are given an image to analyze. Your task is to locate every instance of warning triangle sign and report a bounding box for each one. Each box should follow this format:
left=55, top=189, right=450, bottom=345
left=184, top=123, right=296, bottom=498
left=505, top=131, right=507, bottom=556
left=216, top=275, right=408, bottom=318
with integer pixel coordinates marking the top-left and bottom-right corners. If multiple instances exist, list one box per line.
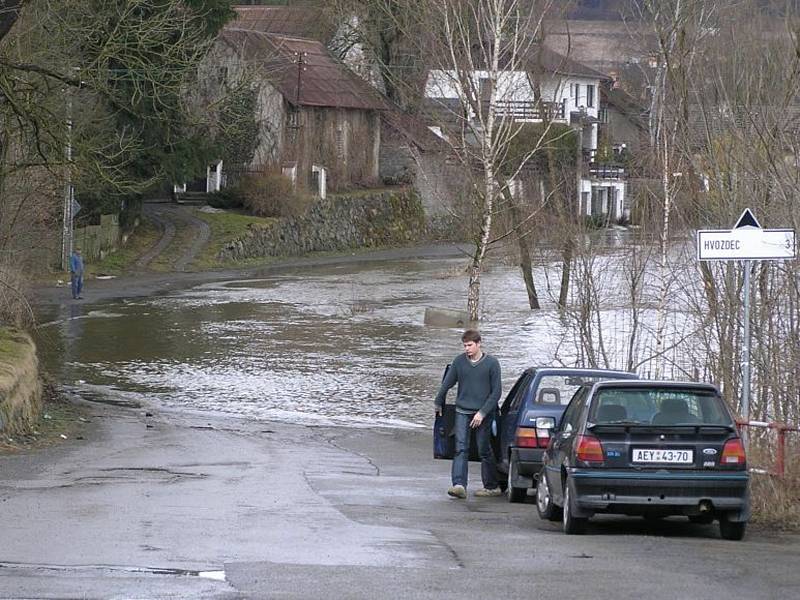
left=733, top=208, right=761, bottom=230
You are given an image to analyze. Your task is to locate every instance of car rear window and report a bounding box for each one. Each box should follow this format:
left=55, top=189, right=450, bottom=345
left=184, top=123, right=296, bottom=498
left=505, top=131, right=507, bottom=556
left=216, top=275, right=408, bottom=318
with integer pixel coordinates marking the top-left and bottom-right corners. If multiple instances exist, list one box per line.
left=534, top=374, right=633, bottom=406
left=590, top=388, right=733, bottom=426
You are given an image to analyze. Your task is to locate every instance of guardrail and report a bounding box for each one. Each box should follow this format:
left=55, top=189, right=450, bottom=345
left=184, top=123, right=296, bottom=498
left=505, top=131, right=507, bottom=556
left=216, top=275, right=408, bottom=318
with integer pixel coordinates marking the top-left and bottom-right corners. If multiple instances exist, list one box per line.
left=736, top=419, right=800, bottom=478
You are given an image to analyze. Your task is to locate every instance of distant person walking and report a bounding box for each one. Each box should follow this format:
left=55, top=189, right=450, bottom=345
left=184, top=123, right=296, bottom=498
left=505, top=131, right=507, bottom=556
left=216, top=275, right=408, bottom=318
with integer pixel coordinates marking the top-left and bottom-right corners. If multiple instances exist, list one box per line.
left=435, top=329, right=502, bottom=499
left=69, top=248, right=84, bottom=300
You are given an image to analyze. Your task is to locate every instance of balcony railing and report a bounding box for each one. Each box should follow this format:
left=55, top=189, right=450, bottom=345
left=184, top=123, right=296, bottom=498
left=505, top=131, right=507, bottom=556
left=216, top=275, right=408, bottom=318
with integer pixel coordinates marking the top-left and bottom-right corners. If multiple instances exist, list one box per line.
left=483, top=99, right=566, bottom=122
left=585, top=163, right=626, bottom=180
left=581, top=149, right=626, bottom=179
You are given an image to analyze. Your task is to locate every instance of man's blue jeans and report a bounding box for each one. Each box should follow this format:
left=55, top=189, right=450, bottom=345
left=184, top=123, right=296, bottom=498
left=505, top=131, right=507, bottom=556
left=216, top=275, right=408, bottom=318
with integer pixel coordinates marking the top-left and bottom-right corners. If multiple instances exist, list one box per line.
left=71, top=274, right=83, bottom=299
left=452, top=410, right=498, bottom=489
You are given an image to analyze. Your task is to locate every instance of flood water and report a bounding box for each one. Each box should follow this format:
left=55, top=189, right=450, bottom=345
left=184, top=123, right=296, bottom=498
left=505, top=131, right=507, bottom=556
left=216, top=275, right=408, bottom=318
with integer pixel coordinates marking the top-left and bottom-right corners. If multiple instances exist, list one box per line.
left=34, top=253, right=677, bottom=429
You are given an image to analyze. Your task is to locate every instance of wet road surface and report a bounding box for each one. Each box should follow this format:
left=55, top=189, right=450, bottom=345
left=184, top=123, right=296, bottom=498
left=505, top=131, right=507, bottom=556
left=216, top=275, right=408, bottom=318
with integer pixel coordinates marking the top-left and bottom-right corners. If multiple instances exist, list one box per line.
left=11, top=250, right=799, bottom=598
left=1, top=400, right=798, bottom=599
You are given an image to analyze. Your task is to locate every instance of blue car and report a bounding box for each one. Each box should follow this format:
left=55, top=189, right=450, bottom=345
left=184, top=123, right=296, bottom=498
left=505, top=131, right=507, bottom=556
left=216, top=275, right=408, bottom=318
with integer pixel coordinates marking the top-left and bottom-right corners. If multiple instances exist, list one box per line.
left=496, top=368, right=639, bottom=502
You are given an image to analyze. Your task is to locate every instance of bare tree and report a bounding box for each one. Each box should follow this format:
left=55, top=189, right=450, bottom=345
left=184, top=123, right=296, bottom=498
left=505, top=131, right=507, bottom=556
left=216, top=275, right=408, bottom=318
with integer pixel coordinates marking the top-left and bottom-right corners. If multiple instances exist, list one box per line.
left=417, top=0, right=581, bottom=321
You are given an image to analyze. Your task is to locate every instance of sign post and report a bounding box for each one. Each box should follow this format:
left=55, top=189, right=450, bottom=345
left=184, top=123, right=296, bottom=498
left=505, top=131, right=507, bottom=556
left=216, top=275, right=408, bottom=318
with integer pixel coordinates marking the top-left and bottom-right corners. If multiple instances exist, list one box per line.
left=697, top=209, right=795, bottom=425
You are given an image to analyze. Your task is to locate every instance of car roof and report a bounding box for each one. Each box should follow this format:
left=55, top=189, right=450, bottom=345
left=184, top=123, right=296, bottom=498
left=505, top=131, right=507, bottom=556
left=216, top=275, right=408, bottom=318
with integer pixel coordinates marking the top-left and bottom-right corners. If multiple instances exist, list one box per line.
left=588, top=380, right=720, bottom=393
left=527, top=367, right=639, bottom=378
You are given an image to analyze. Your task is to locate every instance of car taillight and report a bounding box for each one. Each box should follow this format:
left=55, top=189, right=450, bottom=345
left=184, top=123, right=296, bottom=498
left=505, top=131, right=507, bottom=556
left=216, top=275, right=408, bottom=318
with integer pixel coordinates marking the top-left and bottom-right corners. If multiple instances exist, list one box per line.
left=514, top=426, right=551, bottom=449
left=721, top=438, right=746, bottom=467
left=535, top=424, right=551, bottom=448
left=575, top=434, right=604, bottom=464
left=514, top=427, right=538, bottom=448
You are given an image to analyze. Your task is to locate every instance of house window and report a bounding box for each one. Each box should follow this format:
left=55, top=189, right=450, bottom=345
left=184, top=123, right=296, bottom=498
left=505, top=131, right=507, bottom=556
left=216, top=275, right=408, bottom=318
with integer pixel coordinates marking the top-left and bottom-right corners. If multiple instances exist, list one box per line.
left=572, top=83, right=580, bottom=106
left=586, top=85, right=595, bottom=108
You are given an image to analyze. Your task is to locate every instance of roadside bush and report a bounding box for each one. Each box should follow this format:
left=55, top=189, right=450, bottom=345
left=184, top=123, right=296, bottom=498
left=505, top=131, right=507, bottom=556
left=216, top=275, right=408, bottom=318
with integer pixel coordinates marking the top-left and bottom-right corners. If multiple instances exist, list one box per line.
left=0, top=266, right=33, bottom=328
left=749, top=472, right=800, bottom=529
left=240, top=171, right=312, bottom=218
left=207, top=187, right=245, bottom=210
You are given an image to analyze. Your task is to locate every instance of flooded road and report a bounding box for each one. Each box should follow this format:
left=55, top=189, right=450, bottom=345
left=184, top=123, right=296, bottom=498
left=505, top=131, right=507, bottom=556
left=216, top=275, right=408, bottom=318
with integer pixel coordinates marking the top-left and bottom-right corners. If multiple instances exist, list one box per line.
left=35, top=257, right=578, bottom=428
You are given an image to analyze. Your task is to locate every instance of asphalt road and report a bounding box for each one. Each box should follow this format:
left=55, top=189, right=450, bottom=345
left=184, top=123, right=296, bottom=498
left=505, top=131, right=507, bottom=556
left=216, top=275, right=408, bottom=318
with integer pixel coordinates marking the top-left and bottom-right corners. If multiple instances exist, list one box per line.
left=1, top=398, right=798, bottom=599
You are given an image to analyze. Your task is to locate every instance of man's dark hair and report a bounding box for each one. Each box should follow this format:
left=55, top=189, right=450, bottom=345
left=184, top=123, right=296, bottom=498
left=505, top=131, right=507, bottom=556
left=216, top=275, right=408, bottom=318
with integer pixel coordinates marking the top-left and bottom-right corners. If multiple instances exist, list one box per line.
left=461, top=329, right=481, bottom=343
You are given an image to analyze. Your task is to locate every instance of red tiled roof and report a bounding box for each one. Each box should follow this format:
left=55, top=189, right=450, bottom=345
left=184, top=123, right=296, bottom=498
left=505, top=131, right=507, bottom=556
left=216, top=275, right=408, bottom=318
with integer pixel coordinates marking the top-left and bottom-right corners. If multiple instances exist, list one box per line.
left=230, top=6, right=334, bottom=43
left=220, top=29, right=389, bottom=111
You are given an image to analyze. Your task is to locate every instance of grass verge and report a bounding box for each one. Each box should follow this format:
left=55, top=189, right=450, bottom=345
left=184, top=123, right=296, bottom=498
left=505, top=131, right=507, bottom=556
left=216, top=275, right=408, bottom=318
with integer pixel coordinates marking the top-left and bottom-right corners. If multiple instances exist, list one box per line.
left=191, top=208, right=275, bottom=270
left=89, top=220, right=161, bottom=276
left=0, top=379, right=90, bottom=455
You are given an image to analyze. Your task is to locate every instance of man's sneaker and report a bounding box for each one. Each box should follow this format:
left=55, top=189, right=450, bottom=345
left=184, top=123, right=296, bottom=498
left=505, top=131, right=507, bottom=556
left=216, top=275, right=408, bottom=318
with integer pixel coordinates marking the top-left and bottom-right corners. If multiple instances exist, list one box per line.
left=447, top=484, right=467, bottom=499
left=474, top=487, right=503, bottom=497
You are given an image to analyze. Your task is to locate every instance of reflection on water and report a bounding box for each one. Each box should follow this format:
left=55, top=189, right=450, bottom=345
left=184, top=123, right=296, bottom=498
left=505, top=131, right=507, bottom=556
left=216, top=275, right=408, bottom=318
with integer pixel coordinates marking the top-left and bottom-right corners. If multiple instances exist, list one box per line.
left=35, top=259, right=588, bottom=428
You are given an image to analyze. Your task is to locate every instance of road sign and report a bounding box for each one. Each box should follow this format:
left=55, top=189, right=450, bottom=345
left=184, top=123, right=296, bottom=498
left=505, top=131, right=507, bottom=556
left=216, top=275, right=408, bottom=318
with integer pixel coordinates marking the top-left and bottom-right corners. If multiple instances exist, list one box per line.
left=697, top=228, right=795, bottom=260
left=697, top=208, right=795, bottom=261
left=694, top=208, right=797, bottom=432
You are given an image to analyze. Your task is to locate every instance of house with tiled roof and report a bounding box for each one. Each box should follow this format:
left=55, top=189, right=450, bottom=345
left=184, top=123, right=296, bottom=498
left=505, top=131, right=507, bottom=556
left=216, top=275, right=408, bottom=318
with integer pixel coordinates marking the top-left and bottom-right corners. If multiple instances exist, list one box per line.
left=198, top=28, right=390, bottom=193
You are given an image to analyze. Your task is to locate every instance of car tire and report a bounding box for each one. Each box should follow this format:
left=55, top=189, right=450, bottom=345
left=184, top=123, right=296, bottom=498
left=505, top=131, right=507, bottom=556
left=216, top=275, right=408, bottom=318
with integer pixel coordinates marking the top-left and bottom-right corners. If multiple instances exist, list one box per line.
left=536, top=471, right=561, bottom=521
left=562, top=478, right=588, bottom=535
left=507, top=457, right=527, bottom=503
left=688, top=514, right=714, bottom=525
left=719, top=515, right=746, bottom=541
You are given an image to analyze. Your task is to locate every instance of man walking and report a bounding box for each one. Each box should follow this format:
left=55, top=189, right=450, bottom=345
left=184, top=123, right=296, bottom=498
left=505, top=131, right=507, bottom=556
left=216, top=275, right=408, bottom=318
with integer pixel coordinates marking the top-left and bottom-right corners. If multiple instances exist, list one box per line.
left=435, top=329, right=502, bottom=499
left=69, top=247, right=84, bottom=300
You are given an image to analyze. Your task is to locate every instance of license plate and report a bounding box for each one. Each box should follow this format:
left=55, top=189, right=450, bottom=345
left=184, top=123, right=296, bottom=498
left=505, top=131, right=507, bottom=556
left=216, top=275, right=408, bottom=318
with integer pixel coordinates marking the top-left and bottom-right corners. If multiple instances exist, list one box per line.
left=632, top=448, right=694, bottom=464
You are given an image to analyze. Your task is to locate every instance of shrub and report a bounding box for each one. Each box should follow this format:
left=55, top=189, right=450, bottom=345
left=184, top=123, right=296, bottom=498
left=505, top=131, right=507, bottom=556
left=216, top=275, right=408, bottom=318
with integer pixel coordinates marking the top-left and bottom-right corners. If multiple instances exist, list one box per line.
left=240, top=171, right=312, bottom=218
left=206, top=187, right=245, bottom=210
left=0, top=267, right=33, bottom=328
left=749, top=472, right=800, bottom=529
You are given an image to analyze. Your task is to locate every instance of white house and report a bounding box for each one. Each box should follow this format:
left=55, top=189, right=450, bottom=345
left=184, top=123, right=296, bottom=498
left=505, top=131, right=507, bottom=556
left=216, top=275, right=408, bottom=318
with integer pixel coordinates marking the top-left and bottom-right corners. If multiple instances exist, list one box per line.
left=424, top=45, right=627, bottom=221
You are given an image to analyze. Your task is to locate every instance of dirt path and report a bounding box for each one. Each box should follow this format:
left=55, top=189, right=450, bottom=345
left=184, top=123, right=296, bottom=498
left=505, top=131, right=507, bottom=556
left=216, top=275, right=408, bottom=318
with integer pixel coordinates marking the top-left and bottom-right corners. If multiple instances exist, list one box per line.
left=136, top=202, right=211, bottom=271
left=135, top=204, right=176, bottom=269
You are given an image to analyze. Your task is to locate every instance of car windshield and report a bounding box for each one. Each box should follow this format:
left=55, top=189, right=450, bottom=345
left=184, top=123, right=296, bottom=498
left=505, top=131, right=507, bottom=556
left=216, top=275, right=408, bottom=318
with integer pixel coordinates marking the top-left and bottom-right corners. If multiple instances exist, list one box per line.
left=534, top=374, right=632, bottom=406
left=590, top=388, right=733, bottom=426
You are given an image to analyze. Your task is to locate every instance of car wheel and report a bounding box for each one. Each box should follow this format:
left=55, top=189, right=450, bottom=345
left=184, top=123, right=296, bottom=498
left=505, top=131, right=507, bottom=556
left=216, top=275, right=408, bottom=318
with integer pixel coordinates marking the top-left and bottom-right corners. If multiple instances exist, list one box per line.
left=562, top=478, right=588, bottom=535
left=507, top=457, right=527, bottom=503
left=719, top=515, right=746, bottom=541
left=688, top=514, right=714, bottom=525
left=536, top=471, right=561, bottom=521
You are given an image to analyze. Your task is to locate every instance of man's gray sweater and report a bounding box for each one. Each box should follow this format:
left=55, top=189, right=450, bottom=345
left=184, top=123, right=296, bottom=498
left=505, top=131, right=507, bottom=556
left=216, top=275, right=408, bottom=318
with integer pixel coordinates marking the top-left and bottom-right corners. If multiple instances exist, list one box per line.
left=434, top=353, right=502, bottom=417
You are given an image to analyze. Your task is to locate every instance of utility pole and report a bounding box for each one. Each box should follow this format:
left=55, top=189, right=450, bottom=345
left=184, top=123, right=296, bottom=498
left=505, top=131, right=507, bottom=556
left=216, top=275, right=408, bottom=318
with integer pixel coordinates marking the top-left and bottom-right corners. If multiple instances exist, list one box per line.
left=294, top=51, right=307, bottom=106
left=61, top=91, right=74, bottom=272
left=288, top=51, right=307, bottom=135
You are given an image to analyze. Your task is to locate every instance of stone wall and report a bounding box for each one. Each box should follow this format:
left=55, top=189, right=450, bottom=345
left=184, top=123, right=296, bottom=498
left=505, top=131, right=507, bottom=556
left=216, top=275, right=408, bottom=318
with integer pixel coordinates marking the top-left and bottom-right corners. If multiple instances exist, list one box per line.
left=0, top=329, right=41, bottom=435
left=218, top=188, right=426, bottom=261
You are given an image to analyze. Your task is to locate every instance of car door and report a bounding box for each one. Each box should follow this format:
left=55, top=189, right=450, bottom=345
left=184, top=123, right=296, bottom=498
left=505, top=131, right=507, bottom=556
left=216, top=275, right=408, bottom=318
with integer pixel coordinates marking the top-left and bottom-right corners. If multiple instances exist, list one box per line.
left=546, top=387, right=588, bottom=505
left=497, top=372, right=533, bottom=473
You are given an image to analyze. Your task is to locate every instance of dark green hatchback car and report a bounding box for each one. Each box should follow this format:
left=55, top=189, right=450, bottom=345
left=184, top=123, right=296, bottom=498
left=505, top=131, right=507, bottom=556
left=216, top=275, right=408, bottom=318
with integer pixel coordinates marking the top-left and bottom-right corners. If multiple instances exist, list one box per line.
left=535, top=380, right=749, bottom=540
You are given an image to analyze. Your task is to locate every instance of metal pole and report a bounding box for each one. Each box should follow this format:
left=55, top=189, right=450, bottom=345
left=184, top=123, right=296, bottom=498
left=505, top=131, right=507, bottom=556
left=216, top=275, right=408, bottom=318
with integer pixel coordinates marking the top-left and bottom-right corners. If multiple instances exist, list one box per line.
left=61, top=92, right=74, bottom=271
left=741, top=260, right=752, bottom=424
